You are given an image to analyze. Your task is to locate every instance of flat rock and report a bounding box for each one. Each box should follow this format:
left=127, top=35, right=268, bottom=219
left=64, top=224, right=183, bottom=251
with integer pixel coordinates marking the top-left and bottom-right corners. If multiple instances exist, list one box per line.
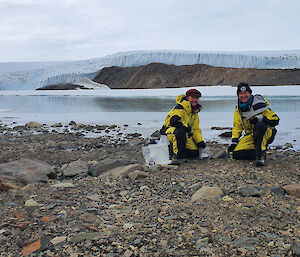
left=26, top=121, right=43, bottom=129
left=128, top=170, right=150, bottom=181
left=233, top=237, right=260, bottom=247
left=88, top=158, right=131, bottom=177
left=191, top=186, right=223, bottom=202
left=0, top=159, right=55, bottom=187
left=25, top=199, right=39, bottom=207
left=61, top=160, right=88, bottom=177
left=51, top=123, right=63, bottom=127
left=50, top=236, right=67, bottom=245
left=50, top=182, right=75, bottom=188
left=107, top=164, right=143, bottom=179
left=239, top=187, right=261, bottom=197
left=283, top=183, right=300, bottom=197
left=270, top=186, right=286, bottom=196
left=218, top=131, right=232, bottom=138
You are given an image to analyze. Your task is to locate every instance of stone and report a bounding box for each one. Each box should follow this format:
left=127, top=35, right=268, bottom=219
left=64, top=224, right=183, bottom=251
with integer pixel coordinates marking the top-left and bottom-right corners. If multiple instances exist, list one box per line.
left=61, top=160, right=88, bottom=177
left=0, top=181, right=19, bottom=191
left=50, top=236, right=67, bottom=245
left=191, top=186, right=223, bottom=202
left=128, top=170, right=149, bottom=181
left=86, top=195, right=101, bottom=201
left=26, top=121, right=43, bottom=129
left=108, top=164, right=143, bottom=179
left=0, top=159, right=55, bottom=187
left=88, top=159, right=131, bottom=177
left=239, top=187, right=261, bottom=197
left=123, top=223, right=134, bottom=229
left=218, top=131, right=232, bottom=138
left=51, top=123, right=63, bottom=127
left=69, top=232, right=103, bottom=244
left=140, top=185, right=150, bottom=191
left=270, top=186, right=286, bottom=196
left=291, top=241, right=300, bottom=256
left=123, top=249, right=133, bottom=257
left=50, top=182, right=75, bottom=189
left=79, top=213, right=100, bottom=223
left=196, top=237, right=209, bottom=249
left=21, top=237, right=50, bottom=256
left=283, top=183, right=300, bottom=197
left=25, top=199, right=40, bottom=207
left=233, top=237, right=260, bottom=247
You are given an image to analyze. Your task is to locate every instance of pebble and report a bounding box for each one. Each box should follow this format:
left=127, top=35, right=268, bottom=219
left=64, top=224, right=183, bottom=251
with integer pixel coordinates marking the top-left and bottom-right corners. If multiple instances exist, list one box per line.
left=25, top=199, right=39, bottom=207
left=239, top=187, right=261, bottom=197
left=50, top=236, right=67, bottom=245
left=50, top=182, right=75, bottom=188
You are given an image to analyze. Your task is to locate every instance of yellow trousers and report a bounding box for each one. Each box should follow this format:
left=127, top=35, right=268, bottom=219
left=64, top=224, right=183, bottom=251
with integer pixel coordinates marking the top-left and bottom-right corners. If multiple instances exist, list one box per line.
left=234, top=127, right=274, bottom=152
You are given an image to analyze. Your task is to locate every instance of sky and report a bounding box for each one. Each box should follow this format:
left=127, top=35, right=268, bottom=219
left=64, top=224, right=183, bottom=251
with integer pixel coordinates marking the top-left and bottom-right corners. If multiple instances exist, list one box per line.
left=0, top=0, right=299, bottom=62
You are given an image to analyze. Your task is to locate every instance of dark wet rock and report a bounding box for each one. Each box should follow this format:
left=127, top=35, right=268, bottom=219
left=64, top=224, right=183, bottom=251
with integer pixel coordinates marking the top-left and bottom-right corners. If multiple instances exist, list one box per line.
left=219, top=131, right=232, bottom=138
left=0, top=158, right=55, bottom=187
left=239, top=187, right=261, bottom=197
left=211, top=126, right=232, bottom=130
left=88, top=158, right=131, bottom=177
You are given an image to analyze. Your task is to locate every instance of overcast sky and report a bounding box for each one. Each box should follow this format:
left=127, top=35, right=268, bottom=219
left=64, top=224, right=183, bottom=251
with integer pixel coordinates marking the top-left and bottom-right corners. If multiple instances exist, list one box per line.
left=0, top=0, right=299, bottom=62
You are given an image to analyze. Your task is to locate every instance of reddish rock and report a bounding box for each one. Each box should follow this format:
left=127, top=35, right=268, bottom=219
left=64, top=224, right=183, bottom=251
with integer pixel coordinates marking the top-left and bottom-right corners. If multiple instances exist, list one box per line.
left=21, top=239, right=42, bottom=256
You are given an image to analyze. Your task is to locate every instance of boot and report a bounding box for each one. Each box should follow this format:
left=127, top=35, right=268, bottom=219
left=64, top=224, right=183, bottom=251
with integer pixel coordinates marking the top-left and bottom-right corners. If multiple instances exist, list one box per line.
left=255, top=151, right=266, bottom=167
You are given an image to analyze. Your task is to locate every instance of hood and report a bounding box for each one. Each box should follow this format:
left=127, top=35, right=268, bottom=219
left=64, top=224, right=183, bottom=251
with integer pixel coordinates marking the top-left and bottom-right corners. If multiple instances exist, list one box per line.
left=175, top=94, right=201, bottom=113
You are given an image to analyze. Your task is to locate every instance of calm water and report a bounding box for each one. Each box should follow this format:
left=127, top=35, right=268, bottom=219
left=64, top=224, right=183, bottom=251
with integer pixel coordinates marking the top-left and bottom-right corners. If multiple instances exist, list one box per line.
left=0, top=95, right=299, bottom=148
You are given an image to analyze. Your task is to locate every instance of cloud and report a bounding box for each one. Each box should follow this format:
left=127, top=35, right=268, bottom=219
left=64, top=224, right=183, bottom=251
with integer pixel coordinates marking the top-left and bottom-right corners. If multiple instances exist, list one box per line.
left=0, top=0, right=299, bottom=61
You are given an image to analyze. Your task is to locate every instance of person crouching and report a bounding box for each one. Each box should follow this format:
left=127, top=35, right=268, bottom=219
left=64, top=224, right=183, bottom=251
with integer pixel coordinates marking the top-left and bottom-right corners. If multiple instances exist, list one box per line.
left=228, top=83, right=279, bottom=166
left=160, top=89, right=206, bottom=165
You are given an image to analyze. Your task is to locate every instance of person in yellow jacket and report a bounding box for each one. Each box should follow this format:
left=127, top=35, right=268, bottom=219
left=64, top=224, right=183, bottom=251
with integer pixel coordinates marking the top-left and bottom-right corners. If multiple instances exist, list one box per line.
left=228, top=83, right=279, bottom=166
left=160, top=89, right=206, bottom=164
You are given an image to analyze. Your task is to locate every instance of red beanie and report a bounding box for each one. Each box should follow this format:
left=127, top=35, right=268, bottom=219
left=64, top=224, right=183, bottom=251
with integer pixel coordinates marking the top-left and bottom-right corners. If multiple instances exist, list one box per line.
left=186, top=89, right=201, bottom=98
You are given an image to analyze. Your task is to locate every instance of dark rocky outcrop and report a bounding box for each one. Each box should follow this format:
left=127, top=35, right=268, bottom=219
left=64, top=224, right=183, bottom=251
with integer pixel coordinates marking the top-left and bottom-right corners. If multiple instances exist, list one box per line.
left=36, top=83, right=91, bottom=90
left=93, top=63, right=300, bottom=88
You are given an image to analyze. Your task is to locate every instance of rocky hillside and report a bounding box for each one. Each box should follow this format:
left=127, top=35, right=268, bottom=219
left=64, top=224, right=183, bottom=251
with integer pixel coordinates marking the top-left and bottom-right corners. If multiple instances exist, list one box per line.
left=93, top=63, right=300, bottom=88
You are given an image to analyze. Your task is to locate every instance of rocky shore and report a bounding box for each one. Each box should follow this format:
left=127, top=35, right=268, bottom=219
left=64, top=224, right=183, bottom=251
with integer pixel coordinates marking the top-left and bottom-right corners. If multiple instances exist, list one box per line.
left=0, top=121, right=299, bottom=256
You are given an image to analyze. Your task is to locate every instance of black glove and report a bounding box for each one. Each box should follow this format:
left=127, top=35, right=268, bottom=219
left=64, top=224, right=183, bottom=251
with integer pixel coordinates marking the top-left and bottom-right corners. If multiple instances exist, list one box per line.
left=185, top=126, right=193, bottom=137
left=228, top=143, right=237, bottom=153
left=197, top=141, right=206, bottom=149
left=250, top=115, right=264, bottom=125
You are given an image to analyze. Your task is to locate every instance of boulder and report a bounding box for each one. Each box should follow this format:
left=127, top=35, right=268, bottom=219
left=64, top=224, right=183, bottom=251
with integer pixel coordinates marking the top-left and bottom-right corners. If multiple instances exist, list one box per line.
left=108, top=164, right=143, bottom=179
left=88, top=158, right=131, bottom=177
left=283, top=183, right=300, bottom=197
left=51, top=123, right=63, bottom=128
left=191, top=186, right=223, bottom=202
left=0, top=159, right=55, bottom=187
left=26, top=121, right=43, bottom=129
left=61, top=160, right=88, bottom=177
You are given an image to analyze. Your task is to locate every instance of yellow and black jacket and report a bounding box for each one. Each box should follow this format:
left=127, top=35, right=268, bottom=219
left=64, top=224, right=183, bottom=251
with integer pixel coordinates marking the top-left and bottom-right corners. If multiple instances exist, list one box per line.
left=161, top=94, right=203, bottom=144
left=232, top=94, right=279, bottom=141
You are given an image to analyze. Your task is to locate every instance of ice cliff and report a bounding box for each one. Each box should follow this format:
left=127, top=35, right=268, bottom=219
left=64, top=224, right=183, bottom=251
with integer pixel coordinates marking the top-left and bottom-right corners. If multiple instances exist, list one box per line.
left=1, top=50, right=300, bottom=90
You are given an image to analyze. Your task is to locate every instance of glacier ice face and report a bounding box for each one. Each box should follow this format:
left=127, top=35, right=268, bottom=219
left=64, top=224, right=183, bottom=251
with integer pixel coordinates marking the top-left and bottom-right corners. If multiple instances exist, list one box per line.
left=1, top=50, right=300, bottom=90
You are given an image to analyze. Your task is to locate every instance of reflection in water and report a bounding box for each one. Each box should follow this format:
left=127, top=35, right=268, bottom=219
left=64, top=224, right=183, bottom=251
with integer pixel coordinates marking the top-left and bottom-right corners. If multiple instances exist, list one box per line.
left=0, top=95, right=299, bottom=113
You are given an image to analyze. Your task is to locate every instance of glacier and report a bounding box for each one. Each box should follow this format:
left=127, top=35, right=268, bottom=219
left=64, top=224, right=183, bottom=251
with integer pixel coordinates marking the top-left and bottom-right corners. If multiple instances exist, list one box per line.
left=1, top=50, right=300, bottom=90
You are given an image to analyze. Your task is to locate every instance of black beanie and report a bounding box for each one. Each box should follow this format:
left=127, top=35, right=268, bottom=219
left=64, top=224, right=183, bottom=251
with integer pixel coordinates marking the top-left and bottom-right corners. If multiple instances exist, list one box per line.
left=237, top=82, right=252, bottom=95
